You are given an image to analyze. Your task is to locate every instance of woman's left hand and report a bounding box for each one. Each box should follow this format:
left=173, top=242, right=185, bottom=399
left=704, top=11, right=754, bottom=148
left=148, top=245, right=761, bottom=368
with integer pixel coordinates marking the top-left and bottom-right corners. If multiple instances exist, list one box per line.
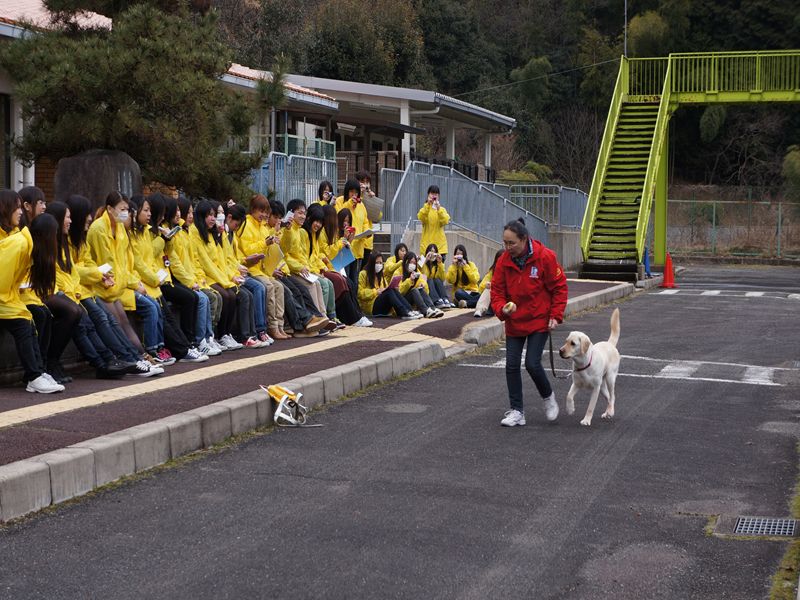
left=548, top=318, right=558, bottom=330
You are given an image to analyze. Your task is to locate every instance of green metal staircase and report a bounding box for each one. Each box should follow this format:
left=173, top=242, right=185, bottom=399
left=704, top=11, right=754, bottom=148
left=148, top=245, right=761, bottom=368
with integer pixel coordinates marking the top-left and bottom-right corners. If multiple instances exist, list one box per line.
left=580, top=50, right=800, bottom=281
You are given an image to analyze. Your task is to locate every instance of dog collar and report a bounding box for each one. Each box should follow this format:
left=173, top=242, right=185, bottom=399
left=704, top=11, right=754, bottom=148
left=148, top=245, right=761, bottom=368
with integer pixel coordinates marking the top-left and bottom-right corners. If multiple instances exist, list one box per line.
left=574, top=352, right=592, bottom=372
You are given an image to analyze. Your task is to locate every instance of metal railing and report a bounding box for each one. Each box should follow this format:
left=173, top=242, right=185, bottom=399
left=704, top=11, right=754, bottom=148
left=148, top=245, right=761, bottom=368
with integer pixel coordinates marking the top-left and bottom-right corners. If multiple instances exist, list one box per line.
left=628, top=57, right=669, bottom=96
left=509, top=185, right=588, bottom=228
left=276, top=134, right=336, bottom=160
left=250, top=152, right=337, bottom=204
left=385, top=161, right=548, bottom=251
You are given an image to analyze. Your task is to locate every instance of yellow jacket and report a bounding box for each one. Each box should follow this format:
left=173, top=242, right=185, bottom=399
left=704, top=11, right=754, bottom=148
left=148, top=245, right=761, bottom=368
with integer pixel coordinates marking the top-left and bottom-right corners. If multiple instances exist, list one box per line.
left=357, top=269, right=387, bottom=315
left=417, top=203, right=450, bottom=255
left=384, top=256, right=402, bottom=280
left=307, top=232, right=329, bottom=274
left=479, top=269, right=494, bottom=293
left=446, top=260, right=480, bottom=293
left=421, top=258, right=446, bottom=280
left=222, top=232, right=244, bottom=281
left=399, top=272, right=429, bottom=296
left=86, top=211, right=134, bottom=304
left=189, top=224, right=234, bottom=288
left=318, top=228, right=347, bottom=263
left=266, top=224, right=290, bottom=276
left=130, top=229, right=167, bottom=299
left=339, top=199, right=369, bottom=259
left=165, top=222, right=201, bottom=289
left=0, top=228, right=34, bottom=321
left=236, top=214, right=272, bottom=278
left=71, top=241, right=103, bottom=301
left=279, top=222, right=312, bottom=275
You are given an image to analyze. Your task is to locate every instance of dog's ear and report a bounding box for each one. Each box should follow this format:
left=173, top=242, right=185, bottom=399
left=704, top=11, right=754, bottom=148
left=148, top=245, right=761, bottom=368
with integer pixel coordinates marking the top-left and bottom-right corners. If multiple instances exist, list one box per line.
left=581, top=335, right=591, bottom=355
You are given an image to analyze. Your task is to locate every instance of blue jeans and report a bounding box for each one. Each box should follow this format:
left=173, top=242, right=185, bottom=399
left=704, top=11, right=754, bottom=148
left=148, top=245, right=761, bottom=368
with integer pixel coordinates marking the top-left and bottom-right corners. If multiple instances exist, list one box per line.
left=193, top=289, right=212, bottom=344
left=82, top=298, right=140, bottom=363
left=72, top=311, right=115, bottom=368
left=135, top=293, right=164, bottom=352
left=427, top=278, right=448, bottom=304
left=455, top=290, right=481, bottom=308
left=243, top=277, right=267, bottom=333
left=506, top=331, right=552, bottom=413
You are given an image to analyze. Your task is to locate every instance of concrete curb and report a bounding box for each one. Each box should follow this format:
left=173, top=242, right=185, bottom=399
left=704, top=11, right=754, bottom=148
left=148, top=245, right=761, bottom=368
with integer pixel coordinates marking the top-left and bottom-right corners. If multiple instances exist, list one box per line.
left=0, top=340, right=446, bottom=522
left=0, top=282, right=636, bottom=522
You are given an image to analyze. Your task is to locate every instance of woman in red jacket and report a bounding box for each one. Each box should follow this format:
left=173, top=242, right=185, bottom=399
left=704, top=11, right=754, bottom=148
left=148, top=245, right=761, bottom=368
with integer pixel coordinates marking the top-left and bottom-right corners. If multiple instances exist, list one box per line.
left=490, top=219, right=568, bottom=427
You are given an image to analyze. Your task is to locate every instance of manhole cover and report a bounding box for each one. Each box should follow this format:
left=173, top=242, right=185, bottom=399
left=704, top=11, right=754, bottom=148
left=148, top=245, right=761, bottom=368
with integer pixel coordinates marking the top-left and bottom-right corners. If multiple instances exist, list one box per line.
left=384, top=403, right=429, bottom=414
left=734, top=516, right=797, bottom=536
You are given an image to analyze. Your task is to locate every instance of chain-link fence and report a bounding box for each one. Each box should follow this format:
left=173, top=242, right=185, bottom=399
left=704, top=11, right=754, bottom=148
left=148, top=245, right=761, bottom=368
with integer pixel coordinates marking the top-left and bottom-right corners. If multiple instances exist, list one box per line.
left=667, top=197, right=799, bottom=258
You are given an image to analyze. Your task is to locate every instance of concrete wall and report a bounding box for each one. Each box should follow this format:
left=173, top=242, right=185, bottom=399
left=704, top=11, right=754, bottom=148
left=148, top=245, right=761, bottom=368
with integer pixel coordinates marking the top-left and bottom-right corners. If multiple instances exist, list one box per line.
left=547, top=229, right=583, bottom=271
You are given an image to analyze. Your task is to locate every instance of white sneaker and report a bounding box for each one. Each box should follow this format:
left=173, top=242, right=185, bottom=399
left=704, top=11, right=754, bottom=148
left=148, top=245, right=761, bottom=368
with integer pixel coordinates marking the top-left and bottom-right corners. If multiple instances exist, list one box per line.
left=198, top=338, right=222, bottom=356
left=220, top=334, right=243, bottom=350
left=208, top=336, right=226, bottom=353
left=409, top=311, right=423, bottom=319
left=26, top=374, right=65, bottom=394
left=501, top=409, right=525, bottom=427
left=180, top=347, right=210, bottom=363
left=543, top=393, right=559, bottom=422
left=133, top=360, right=163, bottom=377
left=354, top=316, right=373, bottom=327
left=425, top=307, right=437, bottom=318
left=42, top=372, right=61, bottom=386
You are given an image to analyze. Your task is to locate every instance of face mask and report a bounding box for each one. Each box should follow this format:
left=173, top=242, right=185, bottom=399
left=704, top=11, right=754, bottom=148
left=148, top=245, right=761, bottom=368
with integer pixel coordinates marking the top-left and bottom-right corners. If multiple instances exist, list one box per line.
left=116, top=210, right=129, bottom=221
left=408, top=263, right=417, bottom=272
left=375, top=263, right=383, bottom=273
left=215, top=215, right=225, bottom=228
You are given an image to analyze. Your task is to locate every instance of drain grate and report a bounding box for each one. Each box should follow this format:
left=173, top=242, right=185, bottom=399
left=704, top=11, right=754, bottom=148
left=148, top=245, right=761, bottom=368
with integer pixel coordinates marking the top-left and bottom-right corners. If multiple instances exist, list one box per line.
left=734, top=516, right=797, bottom=537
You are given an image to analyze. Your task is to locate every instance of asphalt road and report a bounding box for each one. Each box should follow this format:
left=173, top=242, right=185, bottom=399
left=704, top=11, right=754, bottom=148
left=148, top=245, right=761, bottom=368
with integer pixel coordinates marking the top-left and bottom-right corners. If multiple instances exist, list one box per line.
left=0, top=266, right=798, bottom=599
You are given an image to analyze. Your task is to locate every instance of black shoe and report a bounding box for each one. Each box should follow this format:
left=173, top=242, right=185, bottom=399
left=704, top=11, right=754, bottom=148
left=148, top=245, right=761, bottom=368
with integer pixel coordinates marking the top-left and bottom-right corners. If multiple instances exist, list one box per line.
left=96, top=366, right=125, bottom=380
left=106, top=358, right=133, bottom=374
left=48, top=362, right=73, bottom=384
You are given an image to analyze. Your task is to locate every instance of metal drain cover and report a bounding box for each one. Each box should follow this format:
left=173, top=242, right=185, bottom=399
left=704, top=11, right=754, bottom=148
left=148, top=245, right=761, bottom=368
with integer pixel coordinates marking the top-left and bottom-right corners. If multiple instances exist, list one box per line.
left=734, top=516, right=797, bottom=536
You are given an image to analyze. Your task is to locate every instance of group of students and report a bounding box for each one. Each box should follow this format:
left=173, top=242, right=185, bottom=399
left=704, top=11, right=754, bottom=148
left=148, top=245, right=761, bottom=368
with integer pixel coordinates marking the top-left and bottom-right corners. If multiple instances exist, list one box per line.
left=0, top=173, right=502, bottom=394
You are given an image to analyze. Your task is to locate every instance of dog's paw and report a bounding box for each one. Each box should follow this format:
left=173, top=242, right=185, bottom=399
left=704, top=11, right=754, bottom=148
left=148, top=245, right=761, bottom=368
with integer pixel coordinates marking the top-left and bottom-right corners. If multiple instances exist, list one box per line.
left=580, top=418, right=592, bottom=426
left=601, top=411, right=614, bottom=419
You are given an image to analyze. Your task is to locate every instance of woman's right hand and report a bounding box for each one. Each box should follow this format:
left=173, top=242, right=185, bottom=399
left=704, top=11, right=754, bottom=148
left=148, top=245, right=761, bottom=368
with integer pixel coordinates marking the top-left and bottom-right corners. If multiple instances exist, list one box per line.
left=502, top=301, right=517, bottom=315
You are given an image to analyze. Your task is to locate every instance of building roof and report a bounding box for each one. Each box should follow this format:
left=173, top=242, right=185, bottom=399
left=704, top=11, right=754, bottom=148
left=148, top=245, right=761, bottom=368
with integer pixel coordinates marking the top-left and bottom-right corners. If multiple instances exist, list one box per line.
left=283, top=74, right=516, bottom=133
left=225, top=64, right=339, bottom=112
left=0, top=0, right=110, bottom=34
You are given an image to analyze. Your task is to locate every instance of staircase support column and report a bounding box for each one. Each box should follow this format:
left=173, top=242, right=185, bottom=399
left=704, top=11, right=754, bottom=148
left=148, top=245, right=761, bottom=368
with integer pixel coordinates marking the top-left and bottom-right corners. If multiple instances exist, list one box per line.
left=653, top=125, right=668, bottom=266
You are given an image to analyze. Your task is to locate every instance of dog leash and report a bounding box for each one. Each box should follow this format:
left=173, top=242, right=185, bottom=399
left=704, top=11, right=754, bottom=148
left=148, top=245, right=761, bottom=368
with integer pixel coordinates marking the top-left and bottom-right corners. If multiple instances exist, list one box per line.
left=548, top=332, right=572, bottom=380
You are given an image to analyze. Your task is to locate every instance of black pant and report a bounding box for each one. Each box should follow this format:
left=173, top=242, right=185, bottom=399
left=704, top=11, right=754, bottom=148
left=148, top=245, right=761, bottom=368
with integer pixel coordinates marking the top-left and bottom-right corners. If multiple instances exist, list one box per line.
left=280, top=276, right=323, bottom=318
left=404, top=287, right=435, bottom=312
left=161, top=282, right=198, bottom=344
left=44, top=293, right=83, bottom=365
left=277, top=278, right=314, bottom=331
left=344, top=259, right=361, bottom=296
left=0, top=318, right=45, bottom=382
left=234, top=285, right=255, bottom=340
left=28, top=304, right=52, bottom=360
left=157, top=296, right=190, bottom=359
left=211, top=284, right=237, bottom=338
left=372, top=288, right=413, bottom=317
left=506, top=332, right=552, bottom=413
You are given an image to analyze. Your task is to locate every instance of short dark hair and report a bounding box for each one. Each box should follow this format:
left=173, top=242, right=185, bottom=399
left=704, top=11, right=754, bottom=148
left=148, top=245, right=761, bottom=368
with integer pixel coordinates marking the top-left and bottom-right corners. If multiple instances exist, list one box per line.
left=286, top=198, right=306, bottom=213
left=355, top=170, right=371, bottom=183
left=503, top=219, right=529, bottom=240
left=269, top=200, right=285, bottom=217
left=427, top=185, right=440, bottom=195
left=343, top=179, right=361, bottom=201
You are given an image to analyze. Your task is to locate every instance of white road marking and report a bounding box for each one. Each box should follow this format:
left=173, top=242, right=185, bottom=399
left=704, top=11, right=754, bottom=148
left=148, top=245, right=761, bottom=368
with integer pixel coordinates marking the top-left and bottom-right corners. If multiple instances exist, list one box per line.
left=658, top=289, right=680, bottom=294
left=790, top=294, right=800, bottom=300
left=657, top=362, right=700, bottom=378
left=745, top=291, right=765, bottom=297
left=701, top=290, right=720, bottom=295
left=742, top=366, right=777, bottom=385
left=620, top=354, right=796, bottom=371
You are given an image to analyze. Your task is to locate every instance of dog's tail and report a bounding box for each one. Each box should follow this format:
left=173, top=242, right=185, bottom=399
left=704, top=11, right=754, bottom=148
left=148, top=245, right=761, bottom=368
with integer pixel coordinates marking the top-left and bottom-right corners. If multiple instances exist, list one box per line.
left=607, top=308, right=620, bottom=347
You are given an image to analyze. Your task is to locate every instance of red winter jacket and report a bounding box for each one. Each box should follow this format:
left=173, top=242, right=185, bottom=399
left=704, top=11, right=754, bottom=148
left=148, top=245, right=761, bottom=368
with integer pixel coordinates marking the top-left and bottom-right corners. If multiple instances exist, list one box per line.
left=490, top=239, right=568, bottom=337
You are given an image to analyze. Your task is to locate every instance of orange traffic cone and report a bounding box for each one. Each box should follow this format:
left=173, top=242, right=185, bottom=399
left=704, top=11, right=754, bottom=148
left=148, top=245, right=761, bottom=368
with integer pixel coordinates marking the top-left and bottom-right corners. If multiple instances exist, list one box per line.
left=660, top=252, right=676, bottom=288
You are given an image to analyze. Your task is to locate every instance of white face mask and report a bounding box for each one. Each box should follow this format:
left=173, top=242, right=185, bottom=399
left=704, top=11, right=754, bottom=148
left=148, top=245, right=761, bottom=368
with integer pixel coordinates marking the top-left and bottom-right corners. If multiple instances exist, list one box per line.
left=215, top=215, right=225, bottom=228
left=116, top=210, right=129, bottom=221
left=408, top=263, right=417, bottom=272
left=375, top=263, right=383, bottom=273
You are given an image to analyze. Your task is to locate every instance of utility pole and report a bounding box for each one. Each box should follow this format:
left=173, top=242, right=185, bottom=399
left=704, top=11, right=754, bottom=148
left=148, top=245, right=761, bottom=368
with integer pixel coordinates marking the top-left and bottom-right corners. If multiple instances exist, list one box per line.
left=624, top=0, right=628, bottom=57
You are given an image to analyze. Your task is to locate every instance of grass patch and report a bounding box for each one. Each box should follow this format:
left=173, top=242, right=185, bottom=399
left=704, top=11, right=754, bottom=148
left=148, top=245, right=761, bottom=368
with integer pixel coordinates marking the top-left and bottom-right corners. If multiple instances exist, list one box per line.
left=769, top=442, right=800, bottom=600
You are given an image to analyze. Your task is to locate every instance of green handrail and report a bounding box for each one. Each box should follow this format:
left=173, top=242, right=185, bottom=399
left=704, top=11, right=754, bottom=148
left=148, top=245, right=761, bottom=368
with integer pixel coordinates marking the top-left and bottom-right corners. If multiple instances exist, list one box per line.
left=635, top=61, right=672, bottom=261
left=581, top=56, right=627, bottom=259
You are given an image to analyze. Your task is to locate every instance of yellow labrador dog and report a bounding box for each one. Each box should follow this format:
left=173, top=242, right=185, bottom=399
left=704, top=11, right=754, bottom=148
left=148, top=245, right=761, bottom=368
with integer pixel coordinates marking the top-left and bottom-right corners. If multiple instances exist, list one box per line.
left=558, top=308, right=620, bottom=426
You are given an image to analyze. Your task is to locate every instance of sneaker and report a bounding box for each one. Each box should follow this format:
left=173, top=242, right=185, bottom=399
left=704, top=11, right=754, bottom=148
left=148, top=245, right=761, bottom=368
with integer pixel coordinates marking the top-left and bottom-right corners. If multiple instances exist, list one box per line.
left=434, top=300, right=445, bottom=307
left=401, top=313, right=419, bottom=320
left=543, top=393, right=559, bottom=422
left=107, top=359, right=135, bottom=374
left=155, top=347, right=177, bottom=366
left=333, top=319, right=347, bottom=331
left=243, top=336, right=264, bottom=349
left=143, top=352, right=159, bottom=366
left=458, top=299, right=468, bottom=308
left=132, top=360, right=164, bottom=377
left=47, top=362, right=72, bottom=384
left=96, top=365, right=126, bottom=380
left=425, top=307, right=437, bottom=318
left=500, top=409, right=526, bottom=427
left=26, top=374, right=65, bottom=394
left=198, top=338, right=222, bottom=356
left=354, top=316, right=373, bottom=327
left=258, top=331, right=274, bottom=346
left=474, top=310, right=485, bottom=318
left=208, top=337, right=226, bottom=353
left=180, top=347, right=210, bottom=363
left=304, top=315, right=329, bottom=333
left=432, top=308, right=444, bottom=318
left=322, top=319, right=339, bottom=332
left=220, top=334, right=244, bottom=350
